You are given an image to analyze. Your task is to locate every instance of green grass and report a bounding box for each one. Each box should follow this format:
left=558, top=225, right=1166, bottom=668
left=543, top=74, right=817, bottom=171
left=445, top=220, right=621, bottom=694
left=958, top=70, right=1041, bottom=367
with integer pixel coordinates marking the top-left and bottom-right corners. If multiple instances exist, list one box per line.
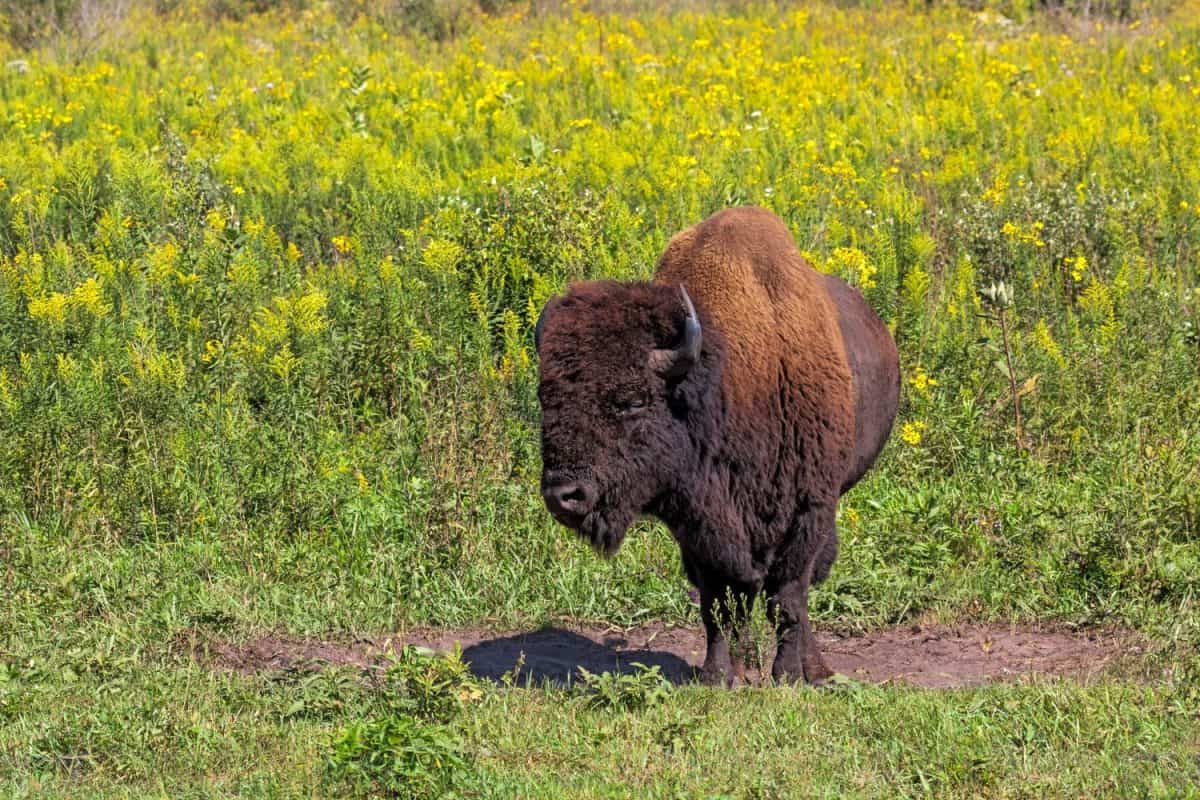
left=3, top=658, right=1198, bottom=798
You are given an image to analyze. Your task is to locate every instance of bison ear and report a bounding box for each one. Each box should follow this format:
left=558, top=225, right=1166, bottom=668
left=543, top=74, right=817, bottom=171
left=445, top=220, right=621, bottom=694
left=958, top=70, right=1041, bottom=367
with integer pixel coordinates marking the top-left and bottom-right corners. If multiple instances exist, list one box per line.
left=534, top=297, right=553, bottom=353
left=648, top=286, right=702, bottom=379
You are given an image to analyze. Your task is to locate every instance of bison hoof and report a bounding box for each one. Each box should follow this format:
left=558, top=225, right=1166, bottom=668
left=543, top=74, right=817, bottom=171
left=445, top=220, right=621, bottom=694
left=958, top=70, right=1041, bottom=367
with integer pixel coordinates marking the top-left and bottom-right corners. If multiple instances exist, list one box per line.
left=698, top=663, right=745, bottom=688
left=698, top=667, right=734, bottom=687
left=772, top=658, right=833, bottom=687
left=804, top=660, right=834, bottom=686
left=699, top=655, right=751, bottom=688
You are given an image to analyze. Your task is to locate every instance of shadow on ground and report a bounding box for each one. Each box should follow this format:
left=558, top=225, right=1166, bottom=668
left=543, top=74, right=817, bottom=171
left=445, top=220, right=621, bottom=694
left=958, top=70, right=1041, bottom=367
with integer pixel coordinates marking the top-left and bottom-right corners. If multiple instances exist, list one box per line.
left=457, top=627, right=697, bottom=686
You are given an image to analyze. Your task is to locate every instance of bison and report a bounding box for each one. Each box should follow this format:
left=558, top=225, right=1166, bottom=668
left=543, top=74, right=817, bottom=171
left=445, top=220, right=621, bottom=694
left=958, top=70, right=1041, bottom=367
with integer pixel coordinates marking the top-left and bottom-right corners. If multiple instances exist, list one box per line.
left=534, top=206, right=899, bottom=685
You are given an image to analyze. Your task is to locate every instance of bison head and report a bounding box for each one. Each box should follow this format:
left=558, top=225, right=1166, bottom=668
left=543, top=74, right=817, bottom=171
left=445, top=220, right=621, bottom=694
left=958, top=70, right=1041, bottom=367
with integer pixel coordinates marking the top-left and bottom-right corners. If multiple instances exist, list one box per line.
left=534, top=280, right=706, bottom=556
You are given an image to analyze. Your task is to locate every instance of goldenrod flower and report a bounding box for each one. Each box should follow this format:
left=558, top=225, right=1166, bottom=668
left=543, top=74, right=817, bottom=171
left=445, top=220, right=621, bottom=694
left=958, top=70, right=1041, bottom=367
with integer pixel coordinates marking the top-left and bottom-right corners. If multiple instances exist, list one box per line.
left=70, top=277, right=110, bottom=318
left=28, top=293, right=69, bottom=325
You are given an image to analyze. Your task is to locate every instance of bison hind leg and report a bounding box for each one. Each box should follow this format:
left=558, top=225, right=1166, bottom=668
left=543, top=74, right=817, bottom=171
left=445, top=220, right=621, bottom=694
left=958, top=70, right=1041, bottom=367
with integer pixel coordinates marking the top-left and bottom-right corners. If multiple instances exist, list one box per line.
left=811, top=531, right=838, bottom=586
left=767, top=507, right=838, bottom=686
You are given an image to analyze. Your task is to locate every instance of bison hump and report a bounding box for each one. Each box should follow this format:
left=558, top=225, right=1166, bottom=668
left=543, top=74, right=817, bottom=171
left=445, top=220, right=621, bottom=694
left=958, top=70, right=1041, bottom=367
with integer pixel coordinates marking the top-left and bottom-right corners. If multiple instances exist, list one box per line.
left=654, top=207, right=853, bottom=425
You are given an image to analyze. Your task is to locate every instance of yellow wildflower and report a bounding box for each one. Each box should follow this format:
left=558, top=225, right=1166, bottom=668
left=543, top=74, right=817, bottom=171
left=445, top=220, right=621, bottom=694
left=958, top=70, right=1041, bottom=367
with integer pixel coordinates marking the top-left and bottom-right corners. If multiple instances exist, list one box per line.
left=900, top=421, right=926, bottom=446
left=982, top=174, right=1008, bottom=206
left=70, top=277, right=110, bottom=318
left=291, top=289, right=329, bottom=335
left=56, top=353, right=78, bottom=381
left=422, top=239, right=464, bottom=274
left=1068, top=254, right=1088, bottom=283
left=1002, top=220, right=1046, bottom=248
left=270, top=344, right=301, bottom=380
left=28, top=293, right=69, bottom=325
left=147, top=241, right=179, bottom=284
left=829, top=247, right=877, bottom=290
left=202, top=339, right=224, bottom=363
left=908, top=367, right=937, bottom=395
left=409, top=327, right=434, bottom=352
left=0, top=368, right=16, bottom=414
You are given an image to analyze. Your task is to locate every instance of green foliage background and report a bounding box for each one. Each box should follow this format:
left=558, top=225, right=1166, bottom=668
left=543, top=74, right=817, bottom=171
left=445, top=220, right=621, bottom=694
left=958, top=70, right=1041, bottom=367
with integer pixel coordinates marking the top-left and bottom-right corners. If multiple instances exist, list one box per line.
left=4, top=0, right=1198, bottom=630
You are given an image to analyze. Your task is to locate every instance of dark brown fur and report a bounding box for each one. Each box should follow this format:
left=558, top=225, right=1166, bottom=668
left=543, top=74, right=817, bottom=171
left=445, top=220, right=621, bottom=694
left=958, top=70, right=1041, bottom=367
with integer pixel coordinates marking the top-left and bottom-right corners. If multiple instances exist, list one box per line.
left=536, top=206, right=900, bottom=685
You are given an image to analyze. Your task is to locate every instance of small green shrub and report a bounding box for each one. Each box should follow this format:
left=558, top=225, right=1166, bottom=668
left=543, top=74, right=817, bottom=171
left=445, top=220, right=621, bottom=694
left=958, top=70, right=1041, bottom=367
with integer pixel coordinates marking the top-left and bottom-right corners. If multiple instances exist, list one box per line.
left=325, top=715, right=469, bottom=799
left=576, top=663, right=672, bottom=712
left=378, top=645, right=483, bottom=723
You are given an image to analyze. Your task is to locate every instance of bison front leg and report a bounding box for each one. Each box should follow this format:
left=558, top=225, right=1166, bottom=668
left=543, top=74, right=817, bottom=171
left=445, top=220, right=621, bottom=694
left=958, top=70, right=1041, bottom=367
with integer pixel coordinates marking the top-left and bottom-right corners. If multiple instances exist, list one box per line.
left=697, top=584, right=752, bottom=687
left=767, top=509, right=836, bottom=686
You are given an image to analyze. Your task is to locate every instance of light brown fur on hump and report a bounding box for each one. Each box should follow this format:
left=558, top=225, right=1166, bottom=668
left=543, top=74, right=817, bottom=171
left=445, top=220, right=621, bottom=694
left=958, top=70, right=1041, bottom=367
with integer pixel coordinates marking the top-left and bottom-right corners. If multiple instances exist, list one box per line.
left=653, top=207, right=853, bottom=432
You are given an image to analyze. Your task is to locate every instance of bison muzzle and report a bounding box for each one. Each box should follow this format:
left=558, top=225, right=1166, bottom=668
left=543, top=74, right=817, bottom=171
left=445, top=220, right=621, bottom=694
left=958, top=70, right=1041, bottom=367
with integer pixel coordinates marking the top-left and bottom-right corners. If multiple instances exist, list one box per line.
left=534, top=206, right=900, bottom=685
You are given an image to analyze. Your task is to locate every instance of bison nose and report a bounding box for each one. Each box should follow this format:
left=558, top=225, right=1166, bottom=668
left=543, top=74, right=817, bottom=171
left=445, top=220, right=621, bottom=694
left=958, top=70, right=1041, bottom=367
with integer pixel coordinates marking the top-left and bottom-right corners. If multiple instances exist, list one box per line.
left=542, top=480, right=597, bottom=526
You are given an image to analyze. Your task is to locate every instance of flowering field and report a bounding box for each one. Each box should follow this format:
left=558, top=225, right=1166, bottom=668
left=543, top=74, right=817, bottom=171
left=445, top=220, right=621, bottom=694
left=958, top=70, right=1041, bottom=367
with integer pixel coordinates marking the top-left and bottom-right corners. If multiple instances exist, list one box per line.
left=2, top=1, right=1200, bottom=796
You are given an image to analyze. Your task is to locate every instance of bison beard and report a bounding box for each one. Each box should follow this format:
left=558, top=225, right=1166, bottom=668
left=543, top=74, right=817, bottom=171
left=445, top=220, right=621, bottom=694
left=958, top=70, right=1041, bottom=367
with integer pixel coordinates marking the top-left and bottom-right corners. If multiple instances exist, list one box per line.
left=535, top=207, right=900, bottom=686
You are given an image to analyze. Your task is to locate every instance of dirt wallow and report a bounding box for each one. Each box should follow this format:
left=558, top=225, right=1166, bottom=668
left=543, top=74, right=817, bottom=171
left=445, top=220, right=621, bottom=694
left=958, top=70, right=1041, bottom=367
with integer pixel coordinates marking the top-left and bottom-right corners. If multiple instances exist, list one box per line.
left=193, top=622, right=1143, bottom=689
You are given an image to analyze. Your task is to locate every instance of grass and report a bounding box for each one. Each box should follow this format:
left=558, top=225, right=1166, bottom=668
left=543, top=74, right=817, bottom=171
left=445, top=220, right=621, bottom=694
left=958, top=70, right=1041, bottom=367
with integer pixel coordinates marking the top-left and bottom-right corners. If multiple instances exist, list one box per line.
left=2, top=0, right=1200, bottom=795
left=3, top=657, right=1198, bottom=797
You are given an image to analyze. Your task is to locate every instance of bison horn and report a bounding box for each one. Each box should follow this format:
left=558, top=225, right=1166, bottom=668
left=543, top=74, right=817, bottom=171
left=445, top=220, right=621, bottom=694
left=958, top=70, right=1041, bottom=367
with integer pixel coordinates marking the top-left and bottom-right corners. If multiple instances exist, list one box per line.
left=649, top=286, right=702, bottom=379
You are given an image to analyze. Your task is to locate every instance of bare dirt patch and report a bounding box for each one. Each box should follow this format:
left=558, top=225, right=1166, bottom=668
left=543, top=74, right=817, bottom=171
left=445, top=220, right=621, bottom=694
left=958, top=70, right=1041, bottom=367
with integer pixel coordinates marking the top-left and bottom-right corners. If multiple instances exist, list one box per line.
left=195, top=622, right=1141, bottom=689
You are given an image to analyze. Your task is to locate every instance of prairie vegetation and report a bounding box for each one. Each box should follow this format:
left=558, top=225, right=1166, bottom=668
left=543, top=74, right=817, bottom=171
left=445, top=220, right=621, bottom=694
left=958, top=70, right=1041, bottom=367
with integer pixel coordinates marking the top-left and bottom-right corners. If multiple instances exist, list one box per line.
left=1, top=0, right=1198, bottom=796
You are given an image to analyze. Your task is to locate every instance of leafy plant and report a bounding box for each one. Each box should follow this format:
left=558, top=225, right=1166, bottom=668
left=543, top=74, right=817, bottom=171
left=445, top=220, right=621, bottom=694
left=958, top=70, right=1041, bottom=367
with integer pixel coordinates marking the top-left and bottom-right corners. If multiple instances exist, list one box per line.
left=575, top=663, right=672, bottom=712
left=378, top=645, right=483, bottom=723
left=325, top=715, right=469, bottom=799
left=979, top=280, right=1031, bottom=450
left=280, top=663, right=365, bottom=720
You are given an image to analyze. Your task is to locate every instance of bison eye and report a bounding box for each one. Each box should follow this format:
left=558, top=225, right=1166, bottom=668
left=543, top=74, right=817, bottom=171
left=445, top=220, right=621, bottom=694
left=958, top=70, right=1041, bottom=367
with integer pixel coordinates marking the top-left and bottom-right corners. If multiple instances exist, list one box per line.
left=612, top=396, right=647, bottom=416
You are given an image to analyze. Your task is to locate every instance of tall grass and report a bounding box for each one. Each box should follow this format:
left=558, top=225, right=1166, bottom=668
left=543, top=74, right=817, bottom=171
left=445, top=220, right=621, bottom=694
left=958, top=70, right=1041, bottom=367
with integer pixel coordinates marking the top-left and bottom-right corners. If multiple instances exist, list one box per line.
left=1, top=0, right=1198, bottom=643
